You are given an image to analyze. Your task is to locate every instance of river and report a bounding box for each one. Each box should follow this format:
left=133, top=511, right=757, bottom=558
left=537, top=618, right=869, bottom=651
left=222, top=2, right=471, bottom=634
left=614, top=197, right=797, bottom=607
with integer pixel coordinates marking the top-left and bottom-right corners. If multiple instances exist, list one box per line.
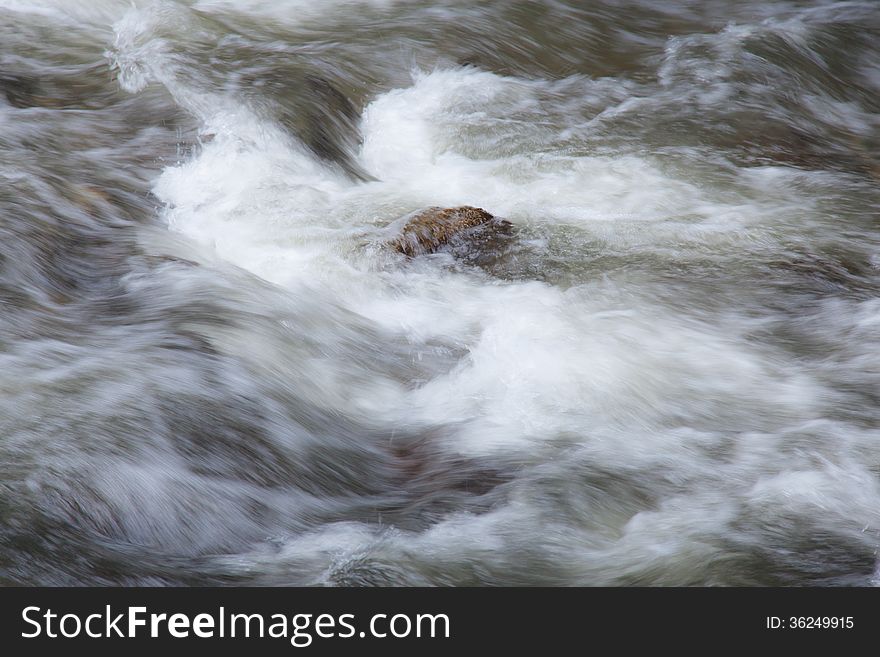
left=1, top=0, right=879, bottom=585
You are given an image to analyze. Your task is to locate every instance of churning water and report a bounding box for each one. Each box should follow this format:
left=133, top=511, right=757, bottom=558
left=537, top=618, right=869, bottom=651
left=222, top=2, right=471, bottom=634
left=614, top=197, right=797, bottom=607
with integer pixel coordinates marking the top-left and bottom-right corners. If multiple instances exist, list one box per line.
left=1, top=0, right=879, bottom=586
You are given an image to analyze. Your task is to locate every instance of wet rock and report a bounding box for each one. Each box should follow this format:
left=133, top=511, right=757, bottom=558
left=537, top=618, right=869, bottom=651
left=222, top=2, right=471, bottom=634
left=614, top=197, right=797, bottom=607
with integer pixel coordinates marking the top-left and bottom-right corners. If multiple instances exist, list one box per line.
left=387, top=206, right=513, bottom=257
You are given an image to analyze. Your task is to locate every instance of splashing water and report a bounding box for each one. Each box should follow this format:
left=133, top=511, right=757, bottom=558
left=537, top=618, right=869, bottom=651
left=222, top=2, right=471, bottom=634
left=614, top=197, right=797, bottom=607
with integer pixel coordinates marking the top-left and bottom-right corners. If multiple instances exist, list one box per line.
left=1, top=0, right=879, bottom=585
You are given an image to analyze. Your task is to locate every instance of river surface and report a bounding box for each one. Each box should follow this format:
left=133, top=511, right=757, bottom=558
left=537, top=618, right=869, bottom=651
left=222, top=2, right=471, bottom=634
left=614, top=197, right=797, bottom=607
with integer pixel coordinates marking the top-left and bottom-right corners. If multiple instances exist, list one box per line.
left=1, top=0, right=879, bottom=585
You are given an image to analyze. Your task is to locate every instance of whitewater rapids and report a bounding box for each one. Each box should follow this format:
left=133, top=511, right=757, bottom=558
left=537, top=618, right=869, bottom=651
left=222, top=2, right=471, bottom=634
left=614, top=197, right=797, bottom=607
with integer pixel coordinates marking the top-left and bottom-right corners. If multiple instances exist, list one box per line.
left=1, top=0, right=879, bottom=585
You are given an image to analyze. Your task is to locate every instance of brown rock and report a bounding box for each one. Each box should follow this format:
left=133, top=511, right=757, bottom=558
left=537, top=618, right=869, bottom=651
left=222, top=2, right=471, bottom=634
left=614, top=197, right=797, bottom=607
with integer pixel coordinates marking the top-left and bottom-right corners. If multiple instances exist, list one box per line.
left=387, top=206, right=512, bottom=257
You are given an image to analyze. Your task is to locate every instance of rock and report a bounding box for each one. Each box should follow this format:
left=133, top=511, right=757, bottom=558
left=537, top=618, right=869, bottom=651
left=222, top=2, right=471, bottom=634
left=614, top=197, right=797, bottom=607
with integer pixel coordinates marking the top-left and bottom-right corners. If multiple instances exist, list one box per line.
left=387, top=206, right=513, bottom=257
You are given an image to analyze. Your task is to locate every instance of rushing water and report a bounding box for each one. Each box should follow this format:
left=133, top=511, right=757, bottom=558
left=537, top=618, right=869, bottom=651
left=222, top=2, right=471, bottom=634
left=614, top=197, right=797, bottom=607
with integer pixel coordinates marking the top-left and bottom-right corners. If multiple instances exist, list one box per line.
left=1, top=0, right=879, bottom=586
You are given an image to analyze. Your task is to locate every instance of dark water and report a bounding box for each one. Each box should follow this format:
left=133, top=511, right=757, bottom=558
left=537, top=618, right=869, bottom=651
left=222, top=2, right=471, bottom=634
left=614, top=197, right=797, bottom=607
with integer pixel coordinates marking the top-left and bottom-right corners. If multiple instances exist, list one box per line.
left=1, top=0, right=879, bottom=585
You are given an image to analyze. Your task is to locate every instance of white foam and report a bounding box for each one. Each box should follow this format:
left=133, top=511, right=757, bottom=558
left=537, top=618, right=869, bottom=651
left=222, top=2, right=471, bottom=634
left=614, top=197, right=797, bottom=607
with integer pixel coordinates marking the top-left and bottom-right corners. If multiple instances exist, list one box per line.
left=153, top=67, right=837, bottom=436
left=0, top=0, right=133, bottom=23
left=191, top=0, right=407, bottom=26
left=154, top=65, right=815, bottom=290
left=145, top=62, right=880, bottom=583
